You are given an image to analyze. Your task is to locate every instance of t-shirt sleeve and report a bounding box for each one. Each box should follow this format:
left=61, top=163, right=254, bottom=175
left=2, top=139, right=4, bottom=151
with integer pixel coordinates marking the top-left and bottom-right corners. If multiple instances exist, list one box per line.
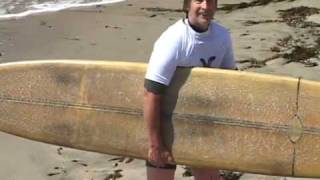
left=145, top=30, right=181, bottom=86
left=220, top=34, right=236, bottom=69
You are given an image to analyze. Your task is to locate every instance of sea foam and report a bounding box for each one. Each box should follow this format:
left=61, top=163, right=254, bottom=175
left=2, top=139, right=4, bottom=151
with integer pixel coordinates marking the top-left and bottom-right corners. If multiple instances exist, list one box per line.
left=0, top=0, right=125, bottom=20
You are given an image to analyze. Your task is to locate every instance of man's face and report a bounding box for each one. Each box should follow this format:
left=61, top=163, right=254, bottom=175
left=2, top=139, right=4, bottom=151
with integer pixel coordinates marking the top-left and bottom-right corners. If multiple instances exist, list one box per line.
left=187, top=0, right=217, bottom=31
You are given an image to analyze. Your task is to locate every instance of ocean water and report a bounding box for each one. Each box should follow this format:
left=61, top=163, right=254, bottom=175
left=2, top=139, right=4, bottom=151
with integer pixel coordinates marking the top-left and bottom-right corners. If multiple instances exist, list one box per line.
left=0, top=0, right=125, bottom=20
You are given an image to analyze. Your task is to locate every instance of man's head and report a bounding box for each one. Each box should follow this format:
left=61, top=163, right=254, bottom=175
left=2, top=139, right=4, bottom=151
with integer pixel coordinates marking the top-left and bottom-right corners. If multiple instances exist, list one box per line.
left=183, top=0, right=218, bottom=31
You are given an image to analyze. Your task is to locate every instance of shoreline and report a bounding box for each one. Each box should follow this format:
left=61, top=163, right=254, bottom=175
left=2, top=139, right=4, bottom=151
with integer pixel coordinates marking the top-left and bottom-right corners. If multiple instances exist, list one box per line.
left=0, top=0, right=126, bottom=21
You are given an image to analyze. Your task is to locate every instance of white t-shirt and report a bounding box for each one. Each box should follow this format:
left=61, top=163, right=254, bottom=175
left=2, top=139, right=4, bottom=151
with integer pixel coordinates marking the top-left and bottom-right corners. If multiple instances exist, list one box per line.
left=146, top=19, right=236, bottom=86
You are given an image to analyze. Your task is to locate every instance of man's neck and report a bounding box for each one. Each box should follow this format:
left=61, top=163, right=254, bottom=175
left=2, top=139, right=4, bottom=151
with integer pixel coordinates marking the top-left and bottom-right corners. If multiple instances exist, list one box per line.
left=187, top=19, right=209, bottom=33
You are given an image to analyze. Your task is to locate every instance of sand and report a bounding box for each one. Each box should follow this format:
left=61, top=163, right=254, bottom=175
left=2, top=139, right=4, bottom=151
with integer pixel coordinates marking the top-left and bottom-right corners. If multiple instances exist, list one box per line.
left=0, top=0, right=319, bottom=179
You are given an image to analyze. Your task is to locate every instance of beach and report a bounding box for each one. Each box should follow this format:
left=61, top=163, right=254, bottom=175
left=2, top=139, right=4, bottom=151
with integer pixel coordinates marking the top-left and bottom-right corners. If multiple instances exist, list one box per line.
left=0, top=0, right=319, bottom=179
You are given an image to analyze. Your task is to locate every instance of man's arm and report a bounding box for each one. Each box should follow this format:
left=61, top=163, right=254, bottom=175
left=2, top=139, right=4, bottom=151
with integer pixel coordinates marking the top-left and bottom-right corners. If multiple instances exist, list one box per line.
left=143, top=24, right=181, bottom=167
left=143, top=80, right=174, bottom=167
left=144, top=89, right=162, bottom=150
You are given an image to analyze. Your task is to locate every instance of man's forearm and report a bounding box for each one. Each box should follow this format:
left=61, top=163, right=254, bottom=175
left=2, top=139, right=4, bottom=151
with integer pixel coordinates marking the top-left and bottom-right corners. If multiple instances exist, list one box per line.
left=144, top=89, right=163, bottom=148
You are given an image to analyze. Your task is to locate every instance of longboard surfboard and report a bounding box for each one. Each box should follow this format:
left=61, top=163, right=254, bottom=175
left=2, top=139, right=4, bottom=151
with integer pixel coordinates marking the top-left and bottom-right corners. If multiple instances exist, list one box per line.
left=0, top=60, right=319, bottom=177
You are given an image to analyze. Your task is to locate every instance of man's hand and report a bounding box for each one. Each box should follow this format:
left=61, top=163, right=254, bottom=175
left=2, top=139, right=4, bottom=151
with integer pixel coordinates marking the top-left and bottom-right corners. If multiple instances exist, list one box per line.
left=148, top=145, right=175, bottom=167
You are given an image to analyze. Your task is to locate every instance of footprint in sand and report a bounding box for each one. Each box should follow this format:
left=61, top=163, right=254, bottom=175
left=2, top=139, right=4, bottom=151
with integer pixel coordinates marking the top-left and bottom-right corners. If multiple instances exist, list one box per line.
left=47, top=167, right=67, bottom=177
left=71, top=159, right=88, bottom=167
left=108, top=156, right=134, bottom=164
left=57, top=147, right=63, bottom=155
left=105, top=169, right=123, bottom=180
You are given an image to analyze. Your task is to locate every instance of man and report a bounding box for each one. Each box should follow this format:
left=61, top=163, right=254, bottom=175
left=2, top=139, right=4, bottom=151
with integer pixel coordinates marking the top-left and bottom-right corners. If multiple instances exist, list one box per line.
left=144, top=0, right=236, bottom=179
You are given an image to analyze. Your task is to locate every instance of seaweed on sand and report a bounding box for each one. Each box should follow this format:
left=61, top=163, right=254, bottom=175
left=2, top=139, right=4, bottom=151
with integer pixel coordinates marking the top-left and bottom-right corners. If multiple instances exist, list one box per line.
left=140, top=7, right=183, bottom=13
left=278, top=6, right=320, bottom=27
left=283, top=46, right=319, bottom=67
left=219, top=0, right=295, bottom=12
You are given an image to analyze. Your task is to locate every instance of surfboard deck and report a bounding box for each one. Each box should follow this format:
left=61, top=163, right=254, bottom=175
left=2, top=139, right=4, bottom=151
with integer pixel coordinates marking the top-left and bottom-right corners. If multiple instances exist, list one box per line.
left=0, top=60, right=319, bottom=177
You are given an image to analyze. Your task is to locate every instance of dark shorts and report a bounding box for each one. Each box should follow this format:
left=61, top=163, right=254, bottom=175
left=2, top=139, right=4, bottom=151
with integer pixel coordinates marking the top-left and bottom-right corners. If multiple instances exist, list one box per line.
left=146, top=161, right=177, bottom=170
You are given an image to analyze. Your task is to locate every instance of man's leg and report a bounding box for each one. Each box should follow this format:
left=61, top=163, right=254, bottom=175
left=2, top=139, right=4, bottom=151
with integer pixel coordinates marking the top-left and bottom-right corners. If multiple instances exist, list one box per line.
left=146, top=161, right=176, bottom=180
left=192, top=168, right=222, bottom=180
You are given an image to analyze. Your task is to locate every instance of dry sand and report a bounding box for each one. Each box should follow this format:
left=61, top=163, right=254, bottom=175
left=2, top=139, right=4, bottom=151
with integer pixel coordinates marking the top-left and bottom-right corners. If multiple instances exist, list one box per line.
left=0, top=0, right=319, bottom=179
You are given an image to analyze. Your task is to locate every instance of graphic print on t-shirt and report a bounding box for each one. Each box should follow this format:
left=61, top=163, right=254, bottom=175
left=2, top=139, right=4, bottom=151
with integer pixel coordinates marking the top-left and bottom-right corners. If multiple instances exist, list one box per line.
left=200, top=56, right=216, bottom=67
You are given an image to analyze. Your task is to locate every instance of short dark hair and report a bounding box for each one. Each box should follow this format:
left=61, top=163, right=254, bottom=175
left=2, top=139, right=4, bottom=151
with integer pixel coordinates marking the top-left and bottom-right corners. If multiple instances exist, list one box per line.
left=183, top=0, right=218, bottom=12
left=183, top=0, right=191, bottom=18
left=182, top=0, right=191, bottom=12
